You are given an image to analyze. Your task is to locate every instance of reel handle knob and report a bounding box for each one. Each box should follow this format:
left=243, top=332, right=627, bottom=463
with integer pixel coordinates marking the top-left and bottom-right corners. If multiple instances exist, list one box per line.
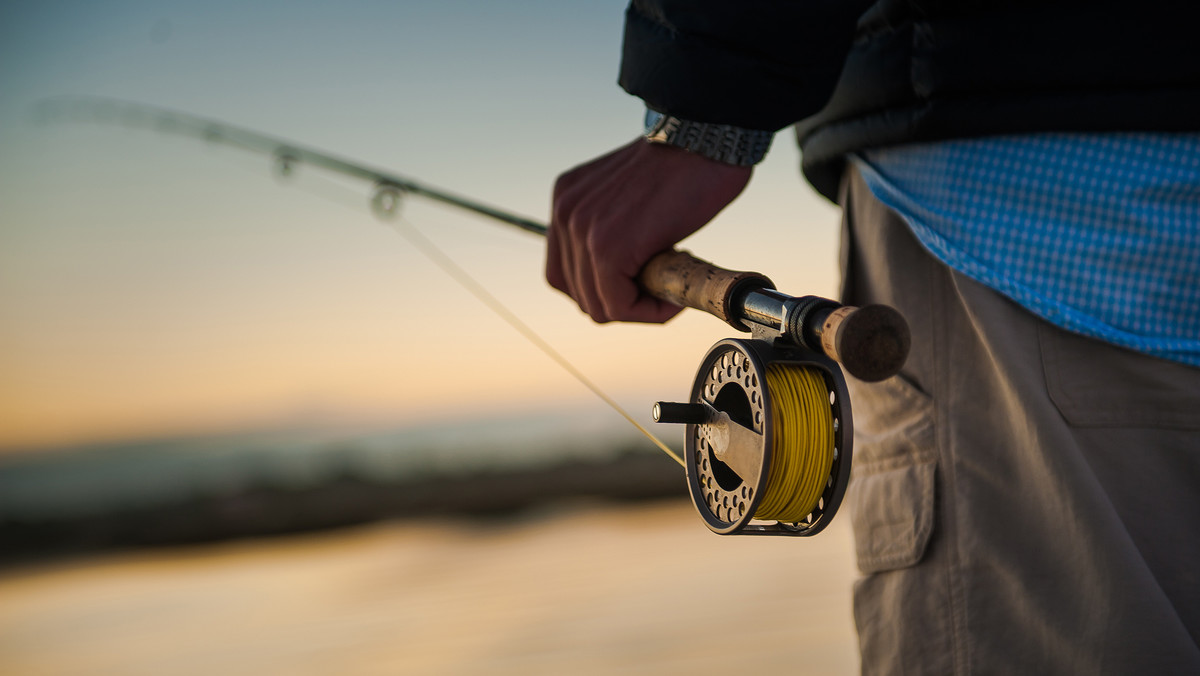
left=652, top=401, right=709, bottom=425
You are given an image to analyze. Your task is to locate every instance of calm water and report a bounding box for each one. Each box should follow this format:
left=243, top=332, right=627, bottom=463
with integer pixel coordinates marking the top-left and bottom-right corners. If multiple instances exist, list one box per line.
left=0, top=500, right=859, bottom=675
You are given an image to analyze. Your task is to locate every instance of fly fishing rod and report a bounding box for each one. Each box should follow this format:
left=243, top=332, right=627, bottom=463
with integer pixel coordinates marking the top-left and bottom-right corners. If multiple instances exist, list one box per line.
left=40, top=96, right=910, bottom=536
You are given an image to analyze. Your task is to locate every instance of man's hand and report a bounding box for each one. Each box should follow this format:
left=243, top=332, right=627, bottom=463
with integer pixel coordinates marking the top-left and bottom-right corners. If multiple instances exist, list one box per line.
left=546, top=139, right=752, bottom=323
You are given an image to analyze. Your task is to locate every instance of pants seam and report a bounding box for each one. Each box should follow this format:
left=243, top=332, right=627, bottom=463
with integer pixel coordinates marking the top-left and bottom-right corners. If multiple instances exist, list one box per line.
left=932, top=253, right=970, bottom=676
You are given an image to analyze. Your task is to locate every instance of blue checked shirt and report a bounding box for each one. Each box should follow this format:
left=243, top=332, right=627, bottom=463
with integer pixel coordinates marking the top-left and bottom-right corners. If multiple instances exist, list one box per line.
left=852, top=133, right=1200, bottom=367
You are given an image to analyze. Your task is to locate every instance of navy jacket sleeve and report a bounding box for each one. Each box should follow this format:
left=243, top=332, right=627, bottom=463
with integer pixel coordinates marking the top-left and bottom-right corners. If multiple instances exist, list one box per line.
left=619, top=0, right=872, bottom=132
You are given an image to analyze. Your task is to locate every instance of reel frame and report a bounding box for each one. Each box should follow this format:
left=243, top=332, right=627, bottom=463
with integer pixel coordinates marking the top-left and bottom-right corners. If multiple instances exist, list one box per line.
left=681, top=338, right=853, bottom=536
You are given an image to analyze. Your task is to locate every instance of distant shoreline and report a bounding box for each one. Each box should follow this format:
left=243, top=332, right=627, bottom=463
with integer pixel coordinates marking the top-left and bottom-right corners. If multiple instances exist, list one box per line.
left=1, top=447, right=684, bottom=568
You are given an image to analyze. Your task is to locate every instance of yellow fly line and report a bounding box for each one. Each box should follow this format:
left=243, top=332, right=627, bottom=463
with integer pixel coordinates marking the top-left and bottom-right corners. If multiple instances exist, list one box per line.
left=754, top=364, right=835, bottom=523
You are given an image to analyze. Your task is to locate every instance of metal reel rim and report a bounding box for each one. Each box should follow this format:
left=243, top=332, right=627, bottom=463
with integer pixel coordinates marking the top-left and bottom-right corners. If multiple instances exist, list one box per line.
left=685, top=338, right=774, bottom=535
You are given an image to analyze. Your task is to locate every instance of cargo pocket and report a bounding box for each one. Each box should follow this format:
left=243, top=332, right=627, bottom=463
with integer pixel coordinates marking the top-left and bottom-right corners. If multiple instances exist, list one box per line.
left=846, top=375, right=938, bottom=574
left=1040, top=324, right=1200, bottom=430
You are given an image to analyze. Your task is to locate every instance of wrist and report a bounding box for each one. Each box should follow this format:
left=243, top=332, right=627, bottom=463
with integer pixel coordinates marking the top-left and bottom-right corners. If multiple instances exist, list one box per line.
left=643, top=109, right=773, bottom=167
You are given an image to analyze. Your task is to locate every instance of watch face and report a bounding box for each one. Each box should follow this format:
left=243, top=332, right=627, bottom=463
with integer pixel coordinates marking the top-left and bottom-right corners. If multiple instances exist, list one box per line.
left=643, top=109, right=664, bottom=134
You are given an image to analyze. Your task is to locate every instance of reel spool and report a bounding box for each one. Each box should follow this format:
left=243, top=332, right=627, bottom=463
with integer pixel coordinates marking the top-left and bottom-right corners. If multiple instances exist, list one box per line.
left=654, top=338, right=853, bottom=536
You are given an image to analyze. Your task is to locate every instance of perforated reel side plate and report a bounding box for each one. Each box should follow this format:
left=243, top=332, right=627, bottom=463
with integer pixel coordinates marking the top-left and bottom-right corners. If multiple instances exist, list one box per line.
left=685, top=338, right=853, bottom=536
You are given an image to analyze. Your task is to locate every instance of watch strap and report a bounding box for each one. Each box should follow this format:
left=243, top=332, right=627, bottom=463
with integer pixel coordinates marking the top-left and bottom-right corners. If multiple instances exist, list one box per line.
left=643, top=111, right=773, bottom=167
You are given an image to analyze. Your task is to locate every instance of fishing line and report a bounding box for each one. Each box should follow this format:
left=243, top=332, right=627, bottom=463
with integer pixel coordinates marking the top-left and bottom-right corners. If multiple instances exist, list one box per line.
left=385, top=215, right=684, bottom=468
left=254, top=162, right=685, bottom=468
left=754, top=364, right=835, bottom=522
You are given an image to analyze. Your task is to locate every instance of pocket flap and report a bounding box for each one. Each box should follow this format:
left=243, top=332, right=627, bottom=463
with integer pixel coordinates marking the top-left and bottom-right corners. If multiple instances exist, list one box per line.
left=1041, top=324, right=1200, bottom=429
left=849, top=459, right=936, bottom=573
left=846, top=375, right=937, bottom=574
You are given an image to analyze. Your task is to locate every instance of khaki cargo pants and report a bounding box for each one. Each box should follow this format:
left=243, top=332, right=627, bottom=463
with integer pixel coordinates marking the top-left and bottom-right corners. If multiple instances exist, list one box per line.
left=839, top=167, right=1200, bottom=675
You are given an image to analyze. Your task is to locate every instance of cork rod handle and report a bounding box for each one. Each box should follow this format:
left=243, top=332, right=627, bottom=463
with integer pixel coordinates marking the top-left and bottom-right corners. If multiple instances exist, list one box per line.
left=637, top=249, right=773, bottom=329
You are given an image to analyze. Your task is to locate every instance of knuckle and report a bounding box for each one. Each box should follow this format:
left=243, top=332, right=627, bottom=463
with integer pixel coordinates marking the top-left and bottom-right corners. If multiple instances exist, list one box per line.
left=545, top=265, right=566, bottom=291
left=552, top=171, right=573, bottom=196
left=553, top=169, right=582, bottom=202
left=582, top=223, right=610, bottom=254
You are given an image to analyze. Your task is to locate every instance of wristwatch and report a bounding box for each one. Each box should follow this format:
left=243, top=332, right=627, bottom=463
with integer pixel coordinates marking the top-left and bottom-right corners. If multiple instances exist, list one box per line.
left=643, top=109, right=773, bottom=167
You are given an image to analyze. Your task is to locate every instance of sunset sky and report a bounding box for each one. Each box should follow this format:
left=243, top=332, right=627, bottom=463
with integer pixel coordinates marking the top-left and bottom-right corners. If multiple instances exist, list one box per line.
left=0, top=1, right=841, bottom=451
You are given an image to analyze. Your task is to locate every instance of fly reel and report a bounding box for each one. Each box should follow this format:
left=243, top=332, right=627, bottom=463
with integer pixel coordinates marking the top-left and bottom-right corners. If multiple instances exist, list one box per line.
left=654, top=338, right=853, bottom=536
left=640, top=250, right=907, bottom=536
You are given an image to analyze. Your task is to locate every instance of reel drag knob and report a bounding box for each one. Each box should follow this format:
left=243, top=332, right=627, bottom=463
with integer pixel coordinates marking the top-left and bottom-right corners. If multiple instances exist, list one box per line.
left=655, top=339, right=853, bottom=536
